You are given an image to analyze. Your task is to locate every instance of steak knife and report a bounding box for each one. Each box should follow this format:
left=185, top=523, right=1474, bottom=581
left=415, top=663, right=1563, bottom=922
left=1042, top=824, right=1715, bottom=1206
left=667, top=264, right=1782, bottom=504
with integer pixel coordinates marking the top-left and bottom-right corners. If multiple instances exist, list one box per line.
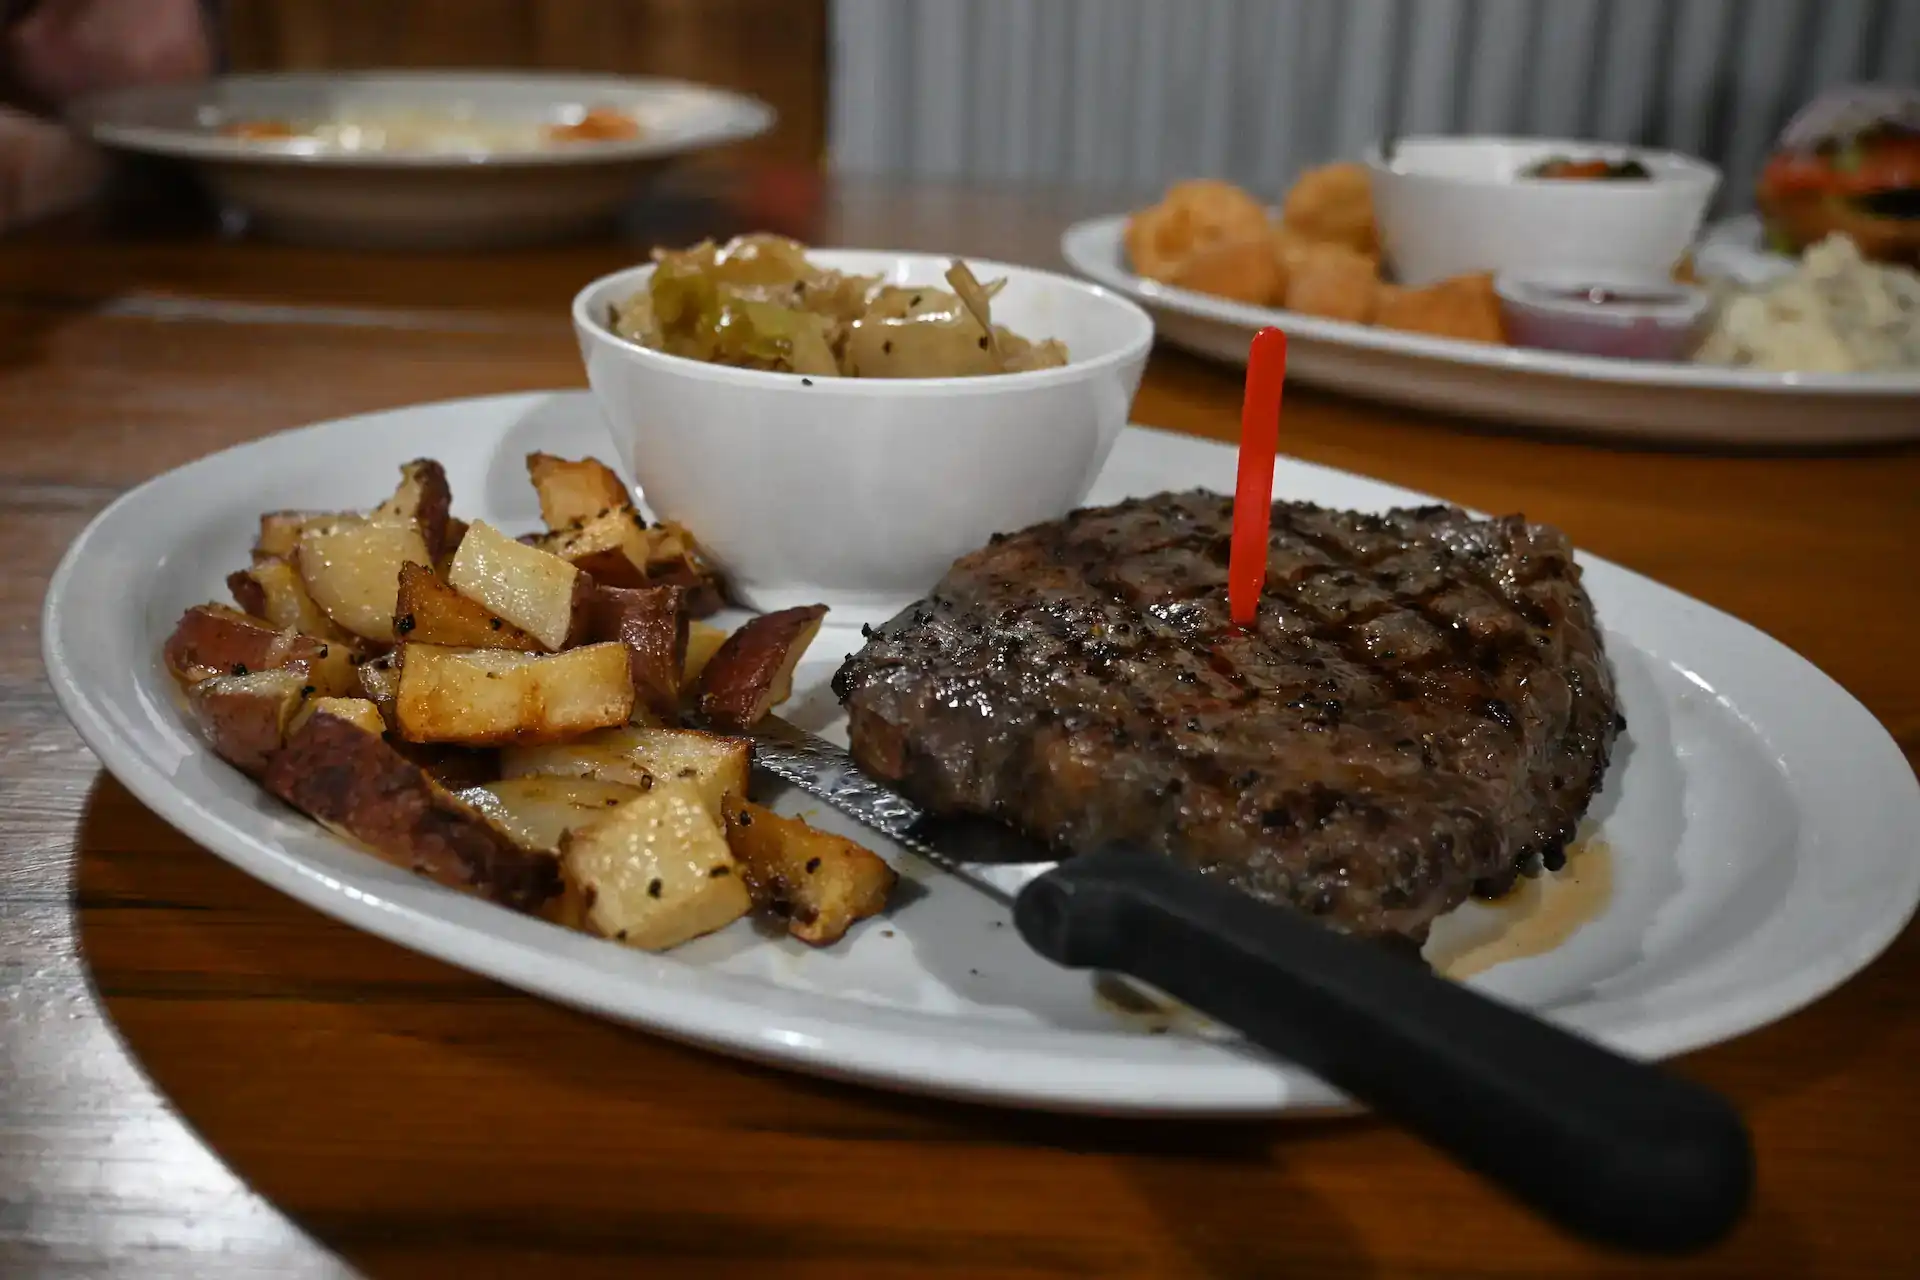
left=738, top=714, right=1753, bottom=1256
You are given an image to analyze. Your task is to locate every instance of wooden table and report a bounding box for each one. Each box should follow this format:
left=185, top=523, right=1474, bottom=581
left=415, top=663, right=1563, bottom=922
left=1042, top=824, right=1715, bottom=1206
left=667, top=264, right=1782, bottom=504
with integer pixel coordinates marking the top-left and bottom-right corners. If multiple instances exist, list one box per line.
left=3, top=165, right=1917, bottom=1280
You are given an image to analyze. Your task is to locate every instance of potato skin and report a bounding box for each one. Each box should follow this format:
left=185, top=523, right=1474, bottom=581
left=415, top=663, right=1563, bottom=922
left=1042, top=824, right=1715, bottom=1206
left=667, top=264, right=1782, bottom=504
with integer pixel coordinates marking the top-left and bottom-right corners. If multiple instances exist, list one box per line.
left=226, top=569, right=268, bottom=618
left=187, top=669, right=310, bottom=776
left=263, top=711, right=559, bottom=912
left=162, top=604, right=354, bottom=693
left=375, top=459, right=455, bottom=564
left=695, top=604, right=826, bottom=729
left=231, top=556, right=355, bottom=642
left=585, top=584, right=688, bottom=720
left=527, top=511, right=651, bottom=589
left=408, top=459, right=455, bottom=565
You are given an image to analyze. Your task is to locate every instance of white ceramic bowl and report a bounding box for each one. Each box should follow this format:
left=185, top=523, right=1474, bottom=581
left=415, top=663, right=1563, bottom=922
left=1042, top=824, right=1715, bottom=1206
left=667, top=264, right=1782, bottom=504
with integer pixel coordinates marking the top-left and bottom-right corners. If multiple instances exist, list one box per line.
left=572, top=251, right=1153, bottom=625
left=1364, top=137, right=1720, bottom=287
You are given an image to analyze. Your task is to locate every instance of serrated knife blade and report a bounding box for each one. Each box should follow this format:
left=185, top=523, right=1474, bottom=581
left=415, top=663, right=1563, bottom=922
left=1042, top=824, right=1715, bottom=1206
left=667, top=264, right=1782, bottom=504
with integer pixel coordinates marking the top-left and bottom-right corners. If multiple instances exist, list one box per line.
left=736, top=713, right=1055, bottom=902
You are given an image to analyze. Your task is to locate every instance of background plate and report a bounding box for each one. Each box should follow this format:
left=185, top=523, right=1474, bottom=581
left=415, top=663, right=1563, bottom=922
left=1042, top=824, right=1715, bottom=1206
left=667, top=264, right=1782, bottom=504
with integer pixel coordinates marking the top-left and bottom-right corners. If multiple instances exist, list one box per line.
left=1061, top=213, right=1920, bottom=448
left=72, top=72, right=775, bottom=249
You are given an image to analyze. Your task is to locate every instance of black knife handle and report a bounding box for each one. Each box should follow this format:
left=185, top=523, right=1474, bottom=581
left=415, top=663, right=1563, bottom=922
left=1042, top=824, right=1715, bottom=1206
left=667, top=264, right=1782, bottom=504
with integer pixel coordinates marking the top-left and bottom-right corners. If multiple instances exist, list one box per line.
left=1013, top=845, right=1752, bottom=1255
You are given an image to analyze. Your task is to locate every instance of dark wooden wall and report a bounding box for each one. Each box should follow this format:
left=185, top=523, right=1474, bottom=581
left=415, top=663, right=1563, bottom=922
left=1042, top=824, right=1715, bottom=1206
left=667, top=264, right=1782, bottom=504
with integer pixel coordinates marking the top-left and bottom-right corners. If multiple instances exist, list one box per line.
left=220, top=0, right=828, bottom=166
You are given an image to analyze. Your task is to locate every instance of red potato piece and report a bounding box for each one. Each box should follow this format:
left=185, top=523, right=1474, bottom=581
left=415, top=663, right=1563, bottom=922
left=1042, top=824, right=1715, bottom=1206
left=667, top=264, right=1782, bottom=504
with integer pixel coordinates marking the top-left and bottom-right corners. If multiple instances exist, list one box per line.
left=226, top=568, right=268, bottom=617
left=186, top=668, right=312, bottom=776
left=526, top=453, right=631, bottom=530
left=500, top=725, right=749, bottom=820
left=437, top=516, right=470, bottom=578
left=641, top=521, right=724, bottom=616
left=231, top=556, right=356, bottom=643
left=388, top=739, right=502, bottom=790
left=695, top=605, right=827, bottom=729
left=372, top=458, right=455, bottom=564
left=723, top=800, right=897, bottom=946
left=584, top=583, right=688, bottom=720
left=445, top=520, right=588, bottom=652
left=162, top=604, right=357, bottom=695
left=355, top=650, right=402, bottom=723
left=262, top=710, right=560, bottom=912
left=526, top=510, right=652, bottom=589
left=683, top=620, right=728, bottom=687
left=287, top=695, right=388, bottom=739
left=394, top=562, right=544, bottom=651
left=393, top=642, right=635, bottom=747
left=296, top=518, right=431, bottom=643
left=256, top=510, right=334, bottom=559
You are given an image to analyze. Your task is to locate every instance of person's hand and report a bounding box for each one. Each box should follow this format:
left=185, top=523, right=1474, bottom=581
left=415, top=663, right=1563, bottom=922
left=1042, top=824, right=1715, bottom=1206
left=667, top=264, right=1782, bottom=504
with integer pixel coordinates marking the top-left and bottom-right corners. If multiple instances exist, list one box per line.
left=1, top=0, right=211, bottom=231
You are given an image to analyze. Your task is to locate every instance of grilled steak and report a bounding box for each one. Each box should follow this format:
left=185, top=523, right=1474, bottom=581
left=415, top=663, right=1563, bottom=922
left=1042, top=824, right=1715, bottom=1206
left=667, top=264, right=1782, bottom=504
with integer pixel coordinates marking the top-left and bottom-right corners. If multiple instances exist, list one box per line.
left=833, top=491, right=1622, bottom=946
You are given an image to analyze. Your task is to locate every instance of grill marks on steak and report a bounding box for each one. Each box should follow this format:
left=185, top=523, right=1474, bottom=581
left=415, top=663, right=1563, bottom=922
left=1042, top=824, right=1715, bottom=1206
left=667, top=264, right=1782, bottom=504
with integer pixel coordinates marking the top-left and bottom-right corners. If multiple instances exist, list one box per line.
left=832, top=491, right=1623, bottom=945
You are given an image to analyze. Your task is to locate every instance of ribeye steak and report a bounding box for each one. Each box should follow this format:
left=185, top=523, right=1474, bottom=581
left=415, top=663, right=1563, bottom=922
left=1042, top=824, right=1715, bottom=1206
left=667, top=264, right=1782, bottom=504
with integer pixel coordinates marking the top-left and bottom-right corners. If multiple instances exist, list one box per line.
left=832, top=491, right=1623, bottom=946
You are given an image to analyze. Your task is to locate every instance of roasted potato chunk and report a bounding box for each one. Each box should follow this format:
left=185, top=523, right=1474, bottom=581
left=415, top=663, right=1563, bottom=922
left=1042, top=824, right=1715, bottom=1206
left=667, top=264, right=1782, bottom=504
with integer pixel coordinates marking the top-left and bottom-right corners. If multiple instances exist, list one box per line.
left=356, top=650, right=401, bottom=720
left=297, top=517, right=431, bottom=643
left=255, top=510, right=333, bottom=560
left=684, top=620, right=729, bottom=686
left=387, top=740, right=500, bottom=791
left=394, top=643, right=635, bottom=746
left=527, top=509, right=652, bottom=588
left=501, top=725, right=748, bottom=819
left=527, top=452, right=631, bottom=530
left=186, top=668, right=312, bottom=776
left=561, top=777, right=751, bottom=950
left=584, top=584, right=687, bottom=720
left=438, top=516, right=470, bottom=571
left=230, top=556, right=354, bottom=642
left=288, top=694, right=387, bottom=738
left=724, top=801, right=897, bottom=946
left=446, top=520, right=586, bottom=651
left=695, top=605, right=826, bottom=729
left=263, top=709, right=559, bottom=911
left=163, top=604, right=357, bottom=694
left=370, top=458, right=455, bottom=563
left=457, top=776, right=646, bottom=853
left=639, top=520, right=723, bottom=615
left=226, top=568, right=266, bottom=617
left=394, top=562, right=543, bottom=651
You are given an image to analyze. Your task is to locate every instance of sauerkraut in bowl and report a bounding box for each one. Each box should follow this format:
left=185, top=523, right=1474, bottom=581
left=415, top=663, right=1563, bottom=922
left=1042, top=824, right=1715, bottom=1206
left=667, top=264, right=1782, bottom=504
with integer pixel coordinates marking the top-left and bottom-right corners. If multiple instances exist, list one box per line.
left=609, top=234, right=1069, bottom=379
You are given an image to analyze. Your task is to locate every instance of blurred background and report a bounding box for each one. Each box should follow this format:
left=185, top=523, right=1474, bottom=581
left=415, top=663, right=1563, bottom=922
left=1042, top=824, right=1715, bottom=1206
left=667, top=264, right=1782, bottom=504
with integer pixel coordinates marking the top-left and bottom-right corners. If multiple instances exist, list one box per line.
left=217, top=0, right=1918, bottom=212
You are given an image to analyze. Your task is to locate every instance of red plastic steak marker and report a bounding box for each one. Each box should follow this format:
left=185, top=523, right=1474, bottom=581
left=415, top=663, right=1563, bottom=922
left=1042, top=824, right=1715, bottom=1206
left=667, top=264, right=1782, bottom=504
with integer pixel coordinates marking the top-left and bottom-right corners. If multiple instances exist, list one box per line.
left=1229, top=326, right=1288, bottom=627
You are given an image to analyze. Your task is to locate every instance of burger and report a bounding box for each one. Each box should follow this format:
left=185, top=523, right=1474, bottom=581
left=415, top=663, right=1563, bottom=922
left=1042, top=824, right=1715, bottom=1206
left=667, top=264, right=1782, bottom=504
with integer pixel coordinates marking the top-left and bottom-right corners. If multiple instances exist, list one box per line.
left=1756, top=84, right=1919, bottom=265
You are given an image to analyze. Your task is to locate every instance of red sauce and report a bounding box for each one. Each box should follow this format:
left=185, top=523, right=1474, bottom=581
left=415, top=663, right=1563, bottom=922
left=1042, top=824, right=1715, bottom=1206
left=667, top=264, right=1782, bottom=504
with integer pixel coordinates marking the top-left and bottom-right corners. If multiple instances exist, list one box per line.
left=1544, top=286, right=1692, bottom=308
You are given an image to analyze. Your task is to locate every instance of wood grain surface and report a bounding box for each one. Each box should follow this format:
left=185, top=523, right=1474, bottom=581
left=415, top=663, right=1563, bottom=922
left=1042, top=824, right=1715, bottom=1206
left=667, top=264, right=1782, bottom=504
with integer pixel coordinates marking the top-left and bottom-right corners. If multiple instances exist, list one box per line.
left=2, top=165, right=1918, bottom=1279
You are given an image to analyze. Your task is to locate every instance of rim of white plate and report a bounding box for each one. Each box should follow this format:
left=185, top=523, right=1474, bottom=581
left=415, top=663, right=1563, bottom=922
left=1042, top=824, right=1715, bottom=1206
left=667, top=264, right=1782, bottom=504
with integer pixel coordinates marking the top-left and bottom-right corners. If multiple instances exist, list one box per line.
left=39, top=392, right=1920, bottom=1115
